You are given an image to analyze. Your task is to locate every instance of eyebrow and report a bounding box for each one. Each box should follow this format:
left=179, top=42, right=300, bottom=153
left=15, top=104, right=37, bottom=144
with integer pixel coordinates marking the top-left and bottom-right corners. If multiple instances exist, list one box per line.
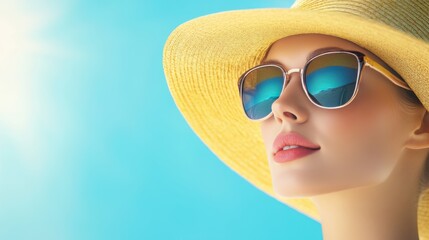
left=305, top=47, right=346, bottom=61
left=261, top=46, right=347, bottom=65
left=259, top=46, right=407, bottom=84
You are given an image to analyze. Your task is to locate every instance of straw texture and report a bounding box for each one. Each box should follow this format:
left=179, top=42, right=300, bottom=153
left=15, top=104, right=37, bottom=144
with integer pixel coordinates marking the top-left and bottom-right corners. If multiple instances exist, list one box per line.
left=163, top=0, right=429, bottom=238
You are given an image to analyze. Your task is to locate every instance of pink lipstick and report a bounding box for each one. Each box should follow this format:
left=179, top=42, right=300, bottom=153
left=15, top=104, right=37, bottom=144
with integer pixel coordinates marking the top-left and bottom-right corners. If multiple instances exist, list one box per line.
left=272, top=131, right=320, bottom=163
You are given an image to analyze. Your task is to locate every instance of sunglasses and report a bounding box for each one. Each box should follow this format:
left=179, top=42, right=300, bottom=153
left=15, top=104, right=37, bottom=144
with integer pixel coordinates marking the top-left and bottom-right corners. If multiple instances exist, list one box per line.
left=237, top=50, right=412, bottom=121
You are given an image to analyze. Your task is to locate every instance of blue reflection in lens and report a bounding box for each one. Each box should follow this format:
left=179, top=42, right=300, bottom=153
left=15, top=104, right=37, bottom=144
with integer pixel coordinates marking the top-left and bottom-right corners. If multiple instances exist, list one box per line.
left=306, top=66, right=357, bottom=107
left=244, top=76, right=283, bottom=119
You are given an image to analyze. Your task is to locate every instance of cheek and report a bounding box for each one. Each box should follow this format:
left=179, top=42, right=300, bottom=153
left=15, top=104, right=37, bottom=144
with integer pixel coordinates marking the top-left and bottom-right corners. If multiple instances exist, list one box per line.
left=314, top=89, right=405, bottom=188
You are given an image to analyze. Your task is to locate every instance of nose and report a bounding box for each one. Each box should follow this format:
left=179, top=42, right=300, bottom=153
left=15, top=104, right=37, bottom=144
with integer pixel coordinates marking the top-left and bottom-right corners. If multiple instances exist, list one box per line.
left=271, top=68, right=307, bottom=123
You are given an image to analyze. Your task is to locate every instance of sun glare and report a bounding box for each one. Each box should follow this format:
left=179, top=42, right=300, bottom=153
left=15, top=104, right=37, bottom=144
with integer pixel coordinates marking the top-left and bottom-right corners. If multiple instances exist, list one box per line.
left=0, top=1, right=62, bottom=171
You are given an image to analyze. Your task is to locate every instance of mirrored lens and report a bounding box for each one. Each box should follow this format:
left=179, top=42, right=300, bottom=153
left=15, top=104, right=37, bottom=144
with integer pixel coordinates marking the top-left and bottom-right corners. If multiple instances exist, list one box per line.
left=241, top=65, right=284, bottom=120
left=304, top=53, right=359, bottom=108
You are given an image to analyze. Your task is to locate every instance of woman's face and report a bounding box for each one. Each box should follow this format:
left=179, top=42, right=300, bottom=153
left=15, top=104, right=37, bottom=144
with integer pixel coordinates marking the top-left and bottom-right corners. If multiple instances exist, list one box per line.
left=260, top=33, right=423, bottom=197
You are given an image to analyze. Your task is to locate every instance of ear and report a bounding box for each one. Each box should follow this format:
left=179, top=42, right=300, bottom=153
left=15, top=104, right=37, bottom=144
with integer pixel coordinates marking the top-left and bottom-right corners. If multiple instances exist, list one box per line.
left=404, top=110, right=429, bottom=150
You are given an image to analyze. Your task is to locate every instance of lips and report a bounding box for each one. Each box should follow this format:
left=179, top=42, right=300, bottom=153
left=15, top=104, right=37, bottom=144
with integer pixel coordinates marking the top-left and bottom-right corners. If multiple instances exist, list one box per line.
left=272, top=131, right=320, bottom=155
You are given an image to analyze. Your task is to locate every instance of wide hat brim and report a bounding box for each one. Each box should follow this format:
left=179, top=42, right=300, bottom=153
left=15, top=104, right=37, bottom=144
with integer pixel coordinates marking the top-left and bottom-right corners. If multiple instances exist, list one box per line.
left=163, top=7, right=429, bottom=238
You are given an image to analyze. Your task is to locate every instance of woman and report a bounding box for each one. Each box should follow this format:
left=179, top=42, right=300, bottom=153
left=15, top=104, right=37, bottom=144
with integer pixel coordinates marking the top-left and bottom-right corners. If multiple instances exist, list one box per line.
left=258, top=33, right=428, bottom=240
left=163, top=0, right=429, bottom=239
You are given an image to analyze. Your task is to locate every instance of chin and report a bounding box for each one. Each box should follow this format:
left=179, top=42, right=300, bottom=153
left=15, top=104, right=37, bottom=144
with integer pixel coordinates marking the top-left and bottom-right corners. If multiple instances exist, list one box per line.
left=271, top=177, right=358, bottom=198
left=274, top=188, right=313, bottom=199
left=272, top=181, right=319, bottom=198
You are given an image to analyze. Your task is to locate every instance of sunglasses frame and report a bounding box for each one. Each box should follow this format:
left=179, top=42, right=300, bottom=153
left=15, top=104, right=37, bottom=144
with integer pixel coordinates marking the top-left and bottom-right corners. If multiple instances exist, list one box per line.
left=237, top=50, right=412, bottom=122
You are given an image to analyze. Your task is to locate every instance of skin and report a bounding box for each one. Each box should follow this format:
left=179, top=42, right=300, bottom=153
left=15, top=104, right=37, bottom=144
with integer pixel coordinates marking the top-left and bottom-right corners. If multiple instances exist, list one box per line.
left=259, top=33, right=429, bottom=240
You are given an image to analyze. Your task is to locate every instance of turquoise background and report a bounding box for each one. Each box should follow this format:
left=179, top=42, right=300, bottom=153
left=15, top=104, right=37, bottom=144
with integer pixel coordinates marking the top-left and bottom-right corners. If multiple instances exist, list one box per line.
left=0, top=0, right=321, bottom=239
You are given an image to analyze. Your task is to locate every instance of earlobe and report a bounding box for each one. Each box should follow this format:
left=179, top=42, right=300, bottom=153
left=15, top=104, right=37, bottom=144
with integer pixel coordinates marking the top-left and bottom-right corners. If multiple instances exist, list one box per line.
left=404, top=110, right=429, bottom=150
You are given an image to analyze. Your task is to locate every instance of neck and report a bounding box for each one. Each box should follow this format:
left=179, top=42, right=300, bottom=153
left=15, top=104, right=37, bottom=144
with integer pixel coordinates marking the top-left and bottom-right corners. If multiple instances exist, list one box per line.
left=310, top=153, right=425, bottom=240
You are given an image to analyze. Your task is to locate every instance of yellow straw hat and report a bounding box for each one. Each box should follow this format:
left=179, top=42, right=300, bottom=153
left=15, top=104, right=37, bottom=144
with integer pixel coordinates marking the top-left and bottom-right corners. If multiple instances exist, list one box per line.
left=163, top=0, right=429, bottom=238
